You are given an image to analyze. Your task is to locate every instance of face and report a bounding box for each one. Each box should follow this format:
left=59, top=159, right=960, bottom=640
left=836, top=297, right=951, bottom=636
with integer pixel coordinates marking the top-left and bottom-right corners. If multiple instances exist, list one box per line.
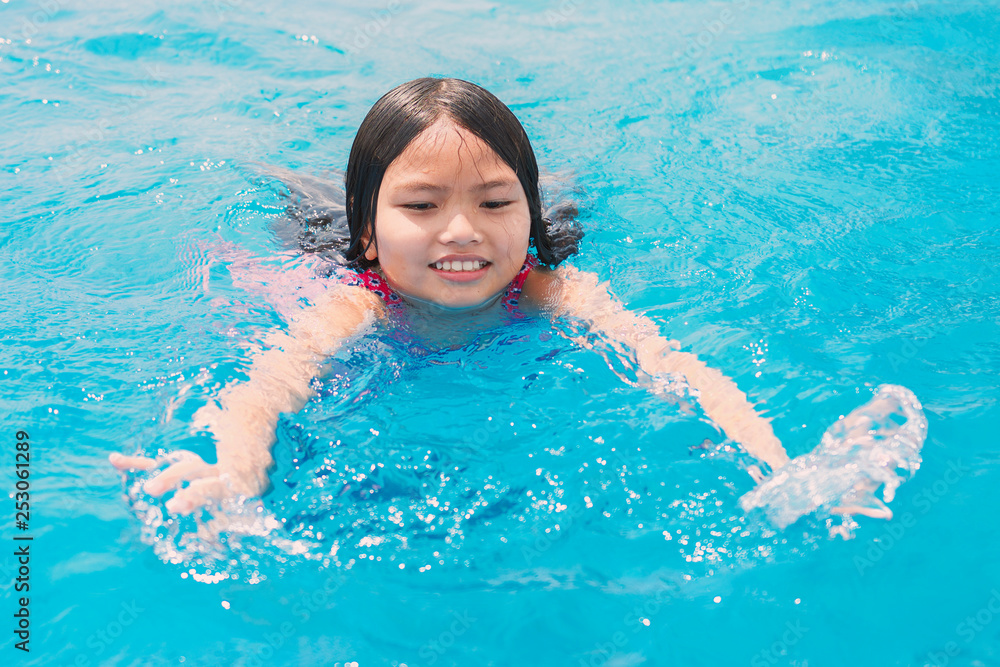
left=365, top=119, right=531, bottom=310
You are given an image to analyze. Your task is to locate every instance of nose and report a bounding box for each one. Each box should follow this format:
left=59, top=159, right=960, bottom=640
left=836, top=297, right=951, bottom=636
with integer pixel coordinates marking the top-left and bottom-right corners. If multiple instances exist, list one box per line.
left=439, top=210, right=482, bottom=245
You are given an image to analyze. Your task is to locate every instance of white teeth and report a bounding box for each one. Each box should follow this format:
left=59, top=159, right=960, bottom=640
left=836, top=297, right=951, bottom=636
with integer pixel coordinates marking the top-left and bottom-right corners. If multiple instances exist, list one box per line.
left=434, top=260, right=486, bottom=272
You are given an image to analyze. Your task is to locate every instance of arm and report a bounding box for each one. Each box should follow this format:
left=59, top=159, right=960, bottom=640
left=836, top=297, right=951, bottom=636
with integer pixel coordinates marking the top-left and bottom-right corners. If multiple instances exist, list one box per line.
left=111, top=285, right=380, bottom=513
left=523, top=265, right=790, bottom=473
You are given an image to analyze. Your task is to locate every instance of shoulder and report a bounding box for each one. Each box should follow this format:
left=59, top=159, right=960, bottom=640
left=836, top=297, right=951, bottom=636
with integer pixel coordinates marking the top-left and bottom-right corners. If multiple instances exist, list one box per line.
left=319, top=263, right=391, bottom=318
left=524, top=264, right=629, bottom=320
left=521, top=263, right=594, bottom=312
left=290, top=283, right=383, bottom=353
left=318, top=283, right=385, bottom=323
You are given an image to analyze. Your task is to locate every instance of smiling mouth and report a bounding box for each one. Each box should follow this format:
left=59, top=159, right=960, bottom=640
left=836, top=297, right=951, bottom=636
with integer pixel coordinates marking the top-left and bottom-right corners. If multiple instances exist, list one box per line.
left=432, top=260, right=490, bottom=272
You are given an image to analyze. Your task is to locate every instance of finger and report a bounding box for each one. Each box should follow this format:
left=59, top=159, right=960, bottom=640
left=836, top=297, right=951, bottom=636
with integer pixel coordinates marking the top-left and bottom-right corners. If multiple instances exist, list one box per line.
left=109, top=453, right=160, bottom=471
left=158, top=450, right=203, bottom=466
left=831, top=504, right=893, bottom=521
left=165, top=477, right=231, bottom=515
left=829, top=523, right=854, bottom=540
left=144, top=457, right=213, bottom=497
left=853, top=505, right=893, bottom=521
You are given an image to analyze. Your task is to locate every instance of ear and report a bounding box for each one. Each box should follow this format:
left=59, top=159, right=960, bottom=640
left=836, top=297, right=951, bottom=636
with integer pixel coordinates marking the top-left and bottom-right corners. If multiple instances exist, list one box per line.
left=361, top=227, right=378, bottom=261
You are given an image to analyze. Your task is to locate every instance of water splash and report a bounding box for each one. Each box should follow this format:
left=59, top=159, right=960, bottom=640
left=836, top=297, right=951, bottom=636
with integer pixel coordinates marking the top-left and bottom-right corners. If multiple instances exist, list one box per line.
left=125, top=472, right=327, bottom=583
left=740, top=384, right=927, bottom=530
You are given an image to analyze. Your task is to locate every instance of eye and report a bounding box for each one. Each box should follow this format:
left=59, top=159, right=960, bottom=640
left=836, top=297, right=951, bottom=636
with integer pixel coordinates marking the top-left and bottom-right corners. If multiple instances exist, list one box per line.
left=482, top=200, right=513, bottom=210
left=402, top=202, right=436, bottom=211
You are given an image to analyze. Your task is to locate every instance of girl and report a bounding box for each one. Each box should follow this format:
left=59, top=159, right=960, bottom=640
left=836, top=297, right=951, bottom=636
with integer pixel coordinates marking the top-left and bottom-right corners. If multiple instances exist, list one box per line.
left=110, top=77, right=921, bottom=526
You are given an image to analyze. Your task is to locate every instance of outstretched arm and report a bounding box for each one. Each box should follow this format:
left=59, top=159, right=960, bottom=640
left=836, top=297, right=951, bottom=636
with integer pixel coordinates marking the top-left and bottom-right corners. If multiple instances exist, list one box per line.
left=111, top=286, right=380, bottom=513
left=524, top=265, right=790, bottom=474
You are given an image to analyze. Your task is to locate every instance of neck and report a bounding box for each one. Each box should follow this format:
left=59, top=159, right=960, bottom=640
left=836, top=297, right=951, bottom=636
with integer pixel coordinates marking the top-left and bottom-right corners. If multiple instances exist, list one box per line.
left=396, top=289, right=505, bottom=316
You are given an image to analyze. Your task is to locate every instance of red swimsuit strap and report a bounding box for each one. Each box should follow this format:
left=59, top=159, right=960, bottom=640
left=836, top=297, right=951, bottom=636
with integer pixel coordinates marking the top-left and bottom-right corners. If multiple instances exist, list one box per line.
left=500, top=254, right=538, bottom=314
left=353, top=267, right=404, bottom=306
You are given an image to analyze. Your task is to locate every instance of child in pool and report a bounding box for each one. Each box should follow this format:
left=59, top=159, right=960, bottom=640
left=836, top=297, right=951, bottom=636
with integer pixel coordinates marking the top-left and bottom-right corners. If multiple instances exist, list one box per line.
left=111, top=77, right=880, bottom=519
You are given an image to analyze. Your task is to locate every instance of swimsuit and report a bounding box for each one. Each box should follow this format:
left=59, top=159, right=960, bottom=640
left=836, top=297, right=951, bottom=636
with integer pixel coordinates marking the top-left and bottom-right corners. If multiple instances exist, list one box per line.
left=342, top=254, right=538, bottom=316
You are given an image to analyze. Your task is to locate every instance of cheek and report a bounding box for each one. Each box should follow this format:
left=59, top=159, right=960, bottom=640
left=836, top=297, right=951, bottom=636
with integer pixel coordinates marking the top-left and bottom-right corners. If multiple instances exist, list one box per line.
left=508, top=206, right=532, bottom=250
left=375, top=211, right=421, bottom=250
left=493, top=211, right=531, bottom=271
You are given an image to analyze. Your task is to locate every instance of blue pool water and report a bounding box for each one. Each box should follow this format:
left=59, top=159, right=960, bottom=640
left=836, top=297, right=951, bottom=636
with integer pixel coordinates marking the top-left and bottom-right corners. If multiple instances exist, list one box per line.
left=2, top=0, right=999, bottom=665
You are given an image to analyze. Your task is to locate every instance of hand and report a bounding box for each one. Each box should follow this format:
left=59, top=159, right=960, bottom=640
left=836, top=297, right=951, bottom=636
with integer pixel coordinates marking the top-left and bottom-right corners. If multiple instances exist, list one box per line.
left=740, top=384, right=926, bottom=533
left=744, top=453, right=894, bottom=525
left=109, top=450, right=265, bottom=515
left=829, top=478, right=894, bottom=521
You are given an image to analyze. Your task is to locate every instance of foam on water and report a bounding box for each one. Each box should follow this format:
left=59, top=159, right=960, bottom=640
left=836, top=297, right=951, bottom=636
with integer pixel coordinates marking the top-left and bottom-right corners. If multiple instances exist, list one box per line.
left=741, top=384, right=928, bottom=531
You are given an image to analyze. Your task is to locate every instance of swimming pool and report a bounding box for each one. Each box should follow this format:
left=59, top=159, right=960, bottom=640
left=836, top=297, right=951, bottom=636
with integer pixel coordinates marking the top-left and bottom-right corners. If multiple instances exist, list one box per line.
left=2, top=0, right=998, bottom=665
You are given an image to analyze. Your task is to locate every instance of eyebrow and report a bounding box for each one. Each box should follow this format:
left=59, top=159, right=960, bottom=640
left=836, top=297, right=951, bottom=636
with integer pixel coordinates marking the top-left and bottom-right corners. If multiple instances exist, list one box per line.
left=473, top=179, right=519, bottom=192
left=392, top=181, right=449, bottom=195
left=390, top=179, right=519, bottom=195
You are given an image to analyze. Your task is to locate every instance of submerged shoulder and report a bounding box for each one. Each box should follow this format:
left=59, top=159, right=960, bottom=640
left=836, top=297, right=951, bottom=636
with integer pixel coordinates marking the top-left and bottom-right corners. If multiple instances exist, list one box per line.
left=322, top=283, right=385, bottom=323
left=291, top=284, right=382, bottom=351
left=520, top=264, right=561, bottom=309
left=524, top=264, right=633, bottom=321
left=521, top=263, right=600, bottom=312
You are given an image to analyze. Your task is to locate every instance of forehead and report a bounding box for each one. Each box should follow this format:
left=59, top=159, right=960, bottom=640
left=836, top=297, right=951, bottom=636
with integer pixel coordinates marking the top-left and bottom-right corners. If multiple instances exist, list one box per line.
left=387, top=119, right=511, bottom=178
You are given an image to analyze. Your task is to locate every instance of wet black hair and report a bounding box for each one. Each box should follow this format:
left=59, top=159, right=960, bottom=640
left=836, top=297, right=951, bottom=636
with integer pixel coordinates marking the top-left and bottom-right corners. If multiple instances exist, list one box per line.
left=344, top=77, right=581, bottom=268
